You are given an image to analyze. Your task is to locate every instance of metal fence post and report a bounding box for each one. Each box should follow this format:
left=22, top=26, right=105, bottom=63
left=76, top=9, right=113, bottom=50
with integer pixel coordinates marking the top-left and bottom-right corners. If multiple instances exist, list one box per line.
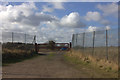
left=76, top=34, right=78, bottom=46
left=72, top=34, right=74, bottom=48
left=106, top=29, right=108, bottom=60
left=12, top=32, right=14, bottom=43
left=83, top=32, right=85, bottom=47
left=35, top=43, right=38, bottom=54
left=33, top=35, right=36, bottom=44
left=33, top=35, right=38, bottom=54
left=25, top=33, right=26, bottom=44
left=69, top=42, right=72, bottom=49
left=92, top=31, right=95, bottom=56
left=83, top=32, right=85, bottom=53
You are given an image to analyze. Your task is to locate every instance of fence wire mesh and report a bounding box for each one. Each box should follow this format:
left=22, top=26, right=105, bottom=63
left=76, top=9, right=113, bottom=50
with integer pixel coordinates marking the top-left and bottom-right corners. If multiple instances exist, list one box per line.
left=0, top=31, right=1, bottom=79
left=72, top=29, right=118, bottom=63
left=2, top=31, right=35, bottom=44
left=1, top=31, right=36, bottom=64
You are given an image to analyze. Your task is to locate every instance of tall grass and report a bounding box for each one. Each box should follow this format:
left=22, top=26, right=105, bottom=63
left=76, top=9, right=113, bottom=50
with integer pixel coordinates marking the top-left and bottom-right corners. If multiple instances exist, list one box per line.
left=2, top=43, right=36, bottom=65
left=66, top=47, right=118, bottom=72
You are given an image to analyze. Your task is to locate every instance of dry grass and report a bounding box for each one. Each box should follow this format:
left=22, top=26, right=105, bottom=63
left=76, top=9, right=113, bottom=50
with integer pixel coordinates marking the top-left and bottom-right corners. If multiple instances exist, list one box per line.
left=67, top=48, right=118, bottom=72
left=2, top=43, right=36, bottom=64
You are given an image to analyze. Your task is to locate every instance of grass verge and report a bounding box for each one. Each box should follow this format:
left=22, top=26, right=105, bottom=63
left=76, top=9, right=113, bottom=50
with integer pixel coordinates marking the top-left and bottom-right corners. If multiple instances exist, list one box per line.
left=2, top=53, right=39, bottom=66
left=64, top=50, right=118, bottom=78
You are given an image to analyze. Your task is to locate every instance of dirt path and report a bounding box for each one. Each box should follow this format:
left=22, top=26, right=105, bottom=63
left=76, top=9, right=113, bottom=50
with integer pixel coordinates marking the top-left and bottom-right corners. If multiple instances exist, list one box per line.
left=2, top=52, right=117, bottom=78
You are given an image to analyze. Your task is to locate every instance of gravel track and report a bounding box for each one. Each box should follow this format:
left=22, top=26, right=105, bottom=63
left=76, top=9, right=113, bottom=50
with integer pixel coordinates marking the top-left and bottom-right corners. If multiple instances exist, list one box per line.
left=2, top=52, right=117, bottom=78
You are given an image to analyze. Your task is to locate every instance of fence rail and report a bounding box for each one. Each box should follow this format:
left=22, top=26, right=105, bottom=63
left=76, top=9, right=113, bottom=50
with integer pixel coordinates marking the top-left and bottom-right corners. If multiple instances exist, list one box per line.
left=72, top=29, right=118, bottom=63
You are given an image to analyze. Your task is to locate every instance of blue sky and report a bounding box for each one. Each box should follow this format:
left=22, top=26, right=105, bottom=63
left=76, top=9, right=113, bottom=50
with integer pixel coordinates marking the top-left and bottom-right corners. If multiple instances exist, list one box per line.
left=0, top=2, right=118, bottom=43
left=8, top=2, right=118, bottom=28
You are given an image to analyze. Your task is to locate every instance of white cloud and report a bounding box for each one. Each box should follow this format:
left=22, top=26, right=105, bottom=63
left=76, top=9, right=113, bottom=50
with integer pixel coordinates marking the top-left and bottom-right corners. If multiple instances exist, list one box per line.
left=42, top=2, right=65, bottom=13
left=36, top=12, right=86, bottom=43
left=0, top=4, right=57, bottom=26
left=84, top=11, right=102, bottom=21
left=86, top=26, right=98, bottom=32
left=106, top=26, right=111, bottom=30
left=0, top=3, right=86, bottom=43
left=48, top=12, right=86, bottom=28
left=37, top=25, right=76, bottom=43
left=86, top=26, right=111, bottom=32
left=0, top=2, right=8, bottom=7
left=42, top=5, right=54, bottom=12
left=97, top=3, right=118, bottom=17
left=100, top=19, right=110, bottom=26
left=50, top=2, right=64, bottom=9
left=0, top=2, right=58, bottom=34
left=84, top=11, right=112, bottom=26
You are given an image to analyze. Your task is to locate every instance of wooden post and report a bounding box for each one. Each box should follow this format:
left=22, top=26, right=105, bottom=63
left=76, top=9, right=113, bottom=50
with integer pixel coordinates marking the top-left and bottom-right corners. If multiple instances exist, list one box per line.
left=106, top=30, right=108, bottom=60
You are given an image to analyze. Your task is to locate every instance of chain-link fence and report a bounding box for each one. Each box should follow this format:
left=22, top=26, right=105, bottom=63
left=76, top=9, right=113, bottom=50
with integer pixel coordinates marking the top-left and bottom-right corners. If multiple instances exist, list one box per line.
left=2, top=31, right=35, bottom=44
left=0, top=31, right=1, bottom=79
left=1, top=31, right=36, bottom=64
left=72, top=29, right=118, bottom=63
